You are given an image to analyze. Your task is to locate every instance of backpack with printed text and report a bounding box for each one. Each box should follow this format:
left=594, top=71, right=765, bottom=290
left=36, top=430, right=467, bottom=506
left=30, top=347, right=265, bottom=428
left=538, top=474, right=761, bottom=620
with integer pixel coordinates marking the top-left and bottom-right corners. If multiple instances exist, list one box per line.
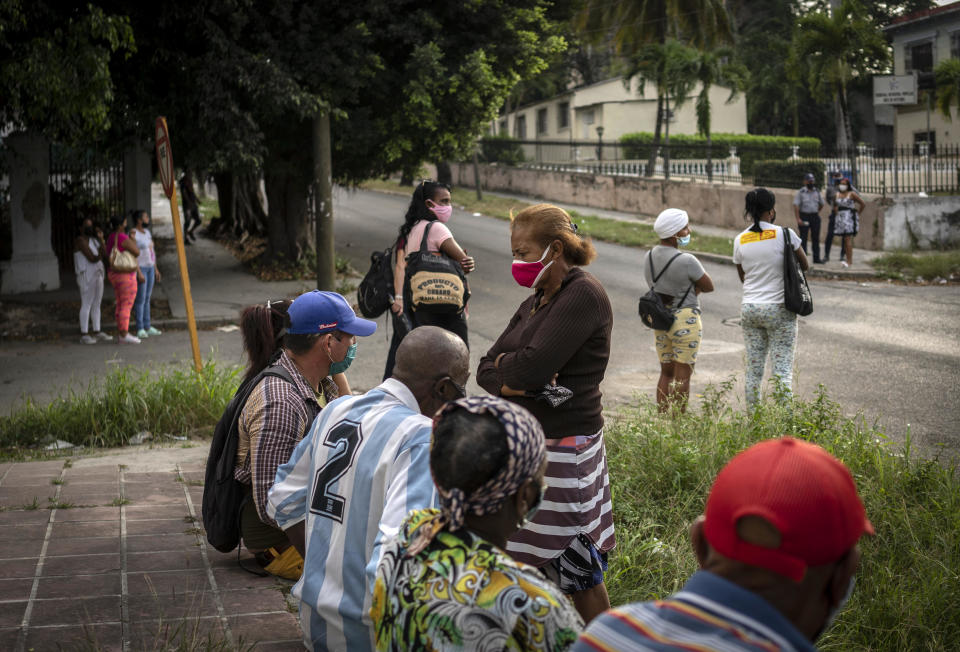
left=404, top=221, right=469, bottom=314
left=201, top=364, right=294, bottom=553
left=357, top=245, right=396, bottom=318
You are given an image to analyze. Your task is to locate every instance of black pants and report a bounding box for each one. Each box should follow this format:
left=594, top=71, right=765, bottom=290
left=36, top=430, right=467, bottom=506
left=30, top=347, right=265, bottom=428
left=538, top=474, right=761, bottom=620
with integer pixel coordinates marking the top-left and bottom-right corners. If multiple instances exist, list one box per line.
left=184, top=208, right=201, bottom=236
left=382, top=309, right=469, bottom=380
left=798, top=212, right=821, bottom=262
left=824, top=212, right=845, bottom=260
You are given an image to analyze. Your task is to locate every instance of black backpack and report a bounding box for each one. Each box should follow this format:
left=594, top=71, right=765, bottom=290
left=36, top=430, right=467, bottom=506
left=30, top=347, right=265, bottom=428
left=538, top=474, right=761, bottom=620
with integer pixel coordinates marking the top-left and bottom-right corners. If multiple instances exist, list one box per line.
left=638, top=251, right=691, bottom=330
left=404, top=221, right=469, bottom=314
left=201, top=364, right=294, bottom=553
left=357, top=245, right=395, bottom=318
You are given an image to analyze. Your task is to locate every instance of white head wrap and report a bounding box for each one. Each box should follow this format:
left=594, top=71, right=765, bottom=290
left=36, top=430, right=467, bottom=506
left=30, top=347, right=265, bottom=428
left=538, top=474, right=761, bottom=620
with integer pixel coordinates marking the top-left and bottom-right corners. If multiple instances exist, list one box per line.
left=654, top=208, right=689, bottom=239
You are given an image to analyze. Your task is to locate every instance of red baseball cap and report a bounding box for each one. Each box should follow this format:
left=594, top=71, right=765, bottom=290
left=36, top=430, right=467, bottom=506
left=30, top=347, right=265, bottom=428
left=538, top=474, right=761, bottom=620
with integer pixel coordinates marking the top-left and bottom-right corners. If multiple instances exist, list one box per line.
left=703, top=437, right=873, bottom=582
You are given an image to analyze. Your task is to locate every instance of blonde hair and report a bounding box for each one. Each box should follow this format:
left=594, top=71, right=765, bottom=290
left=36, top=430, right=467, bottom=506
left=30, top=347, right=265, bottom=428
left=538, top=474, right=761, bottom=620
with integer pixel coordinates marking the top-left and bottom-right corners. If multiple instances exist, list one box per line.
left=510, top=204, right=596, bottom=266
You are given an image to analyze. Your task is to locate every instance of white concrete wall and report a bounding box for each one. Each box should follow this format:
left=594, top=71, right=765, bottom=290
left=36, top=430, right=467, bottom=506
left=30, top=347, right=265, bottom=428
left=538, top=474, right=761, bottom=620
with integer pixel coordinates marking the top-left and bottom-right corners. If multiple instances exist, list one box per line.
left=884, top=195, right=960, bottom=250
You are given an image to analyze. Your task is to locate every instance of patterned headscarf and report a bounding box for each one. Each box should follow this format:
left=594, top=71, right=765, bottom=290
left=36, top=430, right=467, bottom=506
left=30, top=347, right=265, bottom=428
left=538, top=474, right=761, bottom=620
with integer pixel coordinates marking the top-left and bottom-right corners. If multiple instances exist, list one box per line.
left=406, top=396, right=546, bottom=556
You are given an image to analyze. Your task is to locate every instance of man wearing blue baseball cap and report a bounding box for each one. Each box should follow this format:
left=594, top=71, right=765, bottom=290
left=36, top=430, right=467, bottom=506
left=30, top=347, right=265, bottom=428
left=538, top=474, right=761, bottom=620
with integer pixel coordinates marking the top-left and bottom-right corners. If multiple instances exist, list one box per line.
left=235, top=290, right=376, bottom=579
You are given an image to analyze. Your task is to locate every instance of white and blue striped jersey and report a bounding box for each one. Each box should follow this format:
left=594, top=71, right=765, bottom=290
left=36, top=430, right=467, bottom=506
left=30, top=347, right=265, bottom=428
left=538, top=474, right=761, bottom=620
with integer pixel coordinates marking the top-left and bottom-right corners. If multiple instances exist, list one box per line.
left=266, top=378, right=437, bottom=652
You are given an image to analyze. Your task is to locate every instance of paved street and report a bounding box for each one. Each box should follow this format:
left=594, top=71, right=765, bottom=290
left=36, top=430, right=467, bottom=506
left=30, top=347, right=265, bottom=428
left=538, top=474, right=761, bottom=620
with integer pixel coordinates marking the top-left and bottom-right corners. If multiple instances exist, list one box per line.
left=2, top=188, right=959, bottom=456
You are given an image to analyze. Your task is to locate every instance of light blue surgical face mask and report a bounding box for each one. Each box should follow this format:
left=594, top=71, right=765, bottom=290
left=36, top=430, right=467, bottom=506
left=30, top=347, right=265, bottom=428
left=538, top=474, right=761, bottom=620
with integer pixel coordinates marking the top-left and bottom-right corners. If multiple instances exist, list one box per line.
left=677, top=234, right=691, bottom=247
left=329, top=342, right=357, bottom=375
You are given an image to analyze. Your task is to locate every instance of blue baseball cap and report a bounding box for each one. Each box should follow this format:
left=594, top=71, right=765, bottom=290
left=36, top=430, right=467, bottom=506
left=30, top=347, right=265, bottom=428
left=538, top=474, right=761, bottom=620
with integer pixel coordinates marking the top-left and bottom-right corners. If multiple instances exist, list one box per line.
left=287, top=290, right=377, bottom=336
left=804, top=173, right=815, bottom=182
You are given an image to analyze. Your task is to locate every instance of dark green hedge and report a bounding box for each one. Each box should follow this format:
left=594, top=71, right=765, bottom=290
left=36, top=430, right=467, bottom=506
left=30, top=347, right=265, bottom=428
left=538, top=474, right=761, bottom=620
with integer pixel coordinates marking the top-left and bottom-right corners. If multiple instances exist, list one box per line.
left=479, top=134, right=525, bottom=165
left=619, top=133, right=821, bottom=177
left=753, top=160, right=827, bottom=190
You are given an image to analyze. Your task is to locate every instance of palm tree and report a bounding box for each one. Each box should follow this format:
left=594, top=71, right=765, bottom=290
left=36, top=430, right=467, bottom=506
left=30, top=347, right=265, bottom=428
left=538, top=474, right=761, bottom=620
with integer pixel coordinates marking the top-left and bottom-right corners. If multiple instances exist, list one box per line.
left=934, top=58, right=960, bottom=121
left=686, top=47, right=747, bottom=181
left=794, top=0, right=888, bottom=182
left=576, top=0, right=734, bottom=176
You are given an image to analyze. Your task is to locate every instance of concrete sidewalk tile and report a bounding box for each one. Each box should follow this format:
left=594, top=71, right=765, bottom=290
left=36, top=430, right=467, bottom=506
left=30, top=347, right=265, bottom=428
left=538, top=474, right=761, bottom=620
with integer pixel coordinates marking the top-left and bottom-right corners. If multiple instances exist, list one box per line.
left=0, top=558, right=40, bottom=578
left=42, top=553, right=121, bottom=577
left=30, top=595, right=121, bottom=626
left=0, top=628, right=19, bottom=650
left=126, top=550, right=207, bottom=573
left=219, top=587, right=290, bottom=617
left=127, top=590, right=217, bottom=622
left=126, top=534, right=199, bottom=553
left=62, top=471, right=121, bottom=483
left=0, top=491, right=47, bottom=508
left=0, top=577, right=35, bottom=601
left=46, top=536, right=118, bottom=557
left=212, top=568, right=275, bottom=592
left=51, top=521, right=119, bottom=539
left=50, top=506, right=120, bottom=522
left=0, top=524, right=47, bottom=541
left=24, top=623, right=122, bottom=652
left=57, top=492, right=121, bottom=506
left=228, top=612, right=302, bottom=645
left=0, top=600, right=26, bottom=627
left=129, top=617, right=224, bottom=650
left=121, top=488, right=185, bottom=504
left=124, top=472, right=181, bottom=484
left=0, top=539, right=43, bottom=558
left=252, top=640, right=304, bottom=651
left=36, top=573, right=120, bottom=599
left=124, top=505, right=193, bottom=520
left=126, top=518, right=194, bottom=536
left=3, top=461, right=65, bottom=476
left=126, top=569, right=209, bottom=596
left=0, top=510, right=50, bottom=526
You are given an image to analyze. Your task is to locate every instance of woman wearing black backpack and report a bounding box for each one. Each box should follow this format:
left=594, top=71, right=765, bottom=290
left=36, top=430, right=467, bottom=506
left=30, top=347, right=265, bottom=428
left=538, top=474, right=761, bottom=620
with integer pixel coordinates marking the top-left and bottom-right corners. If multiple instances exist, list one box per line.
left=642, top=208, right=714, bottom=414
left=383, top=180, right=475, bottom=379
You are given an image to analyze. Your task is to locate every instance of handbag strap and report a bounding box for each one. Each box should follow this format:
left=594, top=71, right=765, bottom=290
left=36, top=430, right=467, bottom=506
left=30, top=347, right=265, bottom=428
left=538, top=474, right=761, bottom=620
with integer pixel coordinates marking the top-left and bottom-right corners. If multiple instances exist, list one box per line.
left=649, top=251, right=683, bottom=289
left=419, top=220, right=436, bottom=255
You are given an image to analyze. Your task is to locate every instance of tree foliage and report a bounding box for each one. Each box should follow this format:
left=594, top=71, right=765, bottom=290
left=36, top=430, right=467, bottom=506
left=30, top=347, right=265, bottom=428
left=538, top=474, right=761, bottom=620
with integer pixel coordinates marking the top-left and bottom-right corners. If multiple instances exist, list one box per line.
left=934, top=58, right=960, bottom=122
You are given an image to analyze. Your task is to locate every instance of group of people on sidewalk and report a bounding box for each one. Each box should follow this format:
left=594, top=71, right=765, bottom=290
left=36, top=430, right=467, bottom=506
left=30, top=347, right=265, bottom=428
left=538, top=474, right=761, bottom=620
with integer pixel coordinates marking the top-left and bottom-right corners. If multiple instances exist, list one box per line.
left=73, top=209, right=162, bottom=344
left=203, top=179, right=873, bottom=651
left=792, top=170, right=866, bottom=269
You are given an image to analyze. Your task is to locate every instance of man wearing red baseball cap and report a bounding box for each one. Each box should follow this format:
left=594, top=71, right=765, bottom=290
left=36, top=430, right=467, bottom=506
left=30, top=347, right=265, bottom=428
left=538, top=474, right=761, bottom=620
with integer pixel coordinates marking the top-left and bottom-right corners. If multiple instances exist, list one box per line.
left=574, top=437, right=873, bottom=651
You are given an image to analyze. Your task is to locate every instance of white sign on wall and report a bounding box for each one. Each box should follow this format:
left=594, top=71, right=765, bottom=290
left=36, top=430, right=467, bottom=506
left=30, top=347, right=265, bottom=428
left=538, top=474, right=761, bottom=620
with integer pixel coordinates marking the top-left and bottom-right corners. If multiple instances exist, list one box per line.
left=873, top=75, right=917, bottom=105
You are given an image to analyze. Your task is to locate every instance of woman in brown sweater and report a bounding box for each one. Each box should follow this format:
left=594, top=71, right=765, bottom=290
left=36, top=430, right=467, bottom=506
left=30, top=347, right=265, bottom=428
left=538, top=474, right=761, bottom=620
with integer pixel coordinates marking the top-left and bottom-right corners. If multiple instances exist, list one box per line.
left=477, top=204, right=614, bottom=624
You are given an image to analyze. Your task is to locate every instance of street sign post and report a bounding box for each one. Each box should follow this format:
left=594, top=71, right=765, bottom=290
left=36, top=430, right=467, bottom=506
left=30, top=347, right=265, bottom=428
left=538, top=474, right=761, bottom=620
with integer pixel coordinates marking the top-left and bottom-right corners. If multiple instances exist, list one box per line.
left=154, top=117, right=202, bottom=372
left=873, top=74, right=917, bottom=105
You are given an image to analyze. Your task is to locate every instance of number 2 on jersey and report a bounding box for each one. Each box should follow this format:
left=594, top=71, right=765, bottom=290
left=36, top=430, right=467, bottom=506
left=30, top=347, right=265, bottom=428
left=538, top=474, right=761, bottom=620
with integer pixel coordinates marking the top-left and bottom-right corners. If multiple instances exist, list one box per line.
left=310, top=419, right=363, bottom=522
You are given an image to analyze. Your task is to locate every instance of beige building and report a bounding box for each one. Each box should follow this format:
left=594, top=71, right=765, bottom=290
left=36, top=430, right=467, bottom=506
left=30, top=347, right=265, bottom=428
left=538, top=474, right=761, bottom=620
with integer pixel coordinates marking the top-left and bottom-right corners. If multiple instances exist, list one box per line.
left=884, top=1, right=960, bottom=150
left=491, top=76, right=748, bottom=144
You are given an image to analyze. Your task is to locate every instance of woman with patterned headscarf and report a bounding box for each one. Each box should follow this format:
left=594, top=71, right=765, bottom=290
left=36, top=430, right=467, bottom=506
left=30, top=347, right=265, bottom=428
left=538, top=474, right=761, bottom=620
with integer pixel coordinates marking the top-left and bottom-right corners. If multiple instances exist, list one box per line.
left=371, top=396, right=583, bottom=651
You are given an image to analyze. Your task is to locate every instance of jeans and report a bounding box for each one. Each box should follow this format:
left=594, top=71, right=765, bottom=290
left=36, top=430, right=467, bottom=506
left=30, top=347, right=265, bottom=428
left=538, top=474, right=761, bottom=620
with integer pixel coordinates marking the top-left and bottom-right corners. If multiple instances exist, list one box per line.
left=798, top=212, right=821, bottom=262
left=78, top=269, right=104, bottom=333
left=741, top=303, right=798, bottom=407
left=133, top=265, right=155, bottom=331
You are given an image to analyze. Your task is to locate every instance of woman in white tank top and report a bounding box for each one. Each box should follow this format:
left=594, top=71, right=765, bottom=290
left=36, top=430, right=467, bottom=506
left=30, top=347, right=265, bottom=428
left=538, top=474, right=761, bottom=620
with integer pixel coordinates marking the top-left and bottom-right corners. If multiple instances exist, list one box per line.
left=73, top=218, right=110, bottom=344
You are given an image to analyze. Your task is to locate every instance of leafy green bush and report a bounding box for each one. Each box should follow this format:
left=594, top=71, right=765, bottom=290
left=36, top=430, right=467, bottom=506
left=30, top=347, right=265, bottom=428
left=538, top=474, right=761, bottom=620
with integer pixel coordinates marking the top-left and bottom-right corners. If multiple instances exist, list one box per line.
left=619, top=133, right=821, bottom=177
left=0, top=361, right=240, bottom=449
left=870, top=250, right=960, bottom=280
left=753, top=160, right=827, bottom=190
left=480, top=134, right=525, bottom=165
left=604, top=381, right=959, bottom=650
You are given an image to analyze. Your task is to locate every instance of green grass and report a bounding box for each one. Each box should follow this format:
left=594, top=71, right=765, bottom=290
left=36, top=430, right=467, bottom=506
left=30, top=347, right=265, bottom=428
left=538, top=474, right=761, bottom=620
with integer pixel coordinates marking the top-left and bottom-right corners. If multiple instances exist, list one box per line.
left=870, top=250, right=960, bottom=281
left=359, top=179, right=736, bottom=257
left=0, top=360, right=240, bottom=451
left=604, top=381, right=959, bottom=650
left=197, top=197, right=221, bottom=222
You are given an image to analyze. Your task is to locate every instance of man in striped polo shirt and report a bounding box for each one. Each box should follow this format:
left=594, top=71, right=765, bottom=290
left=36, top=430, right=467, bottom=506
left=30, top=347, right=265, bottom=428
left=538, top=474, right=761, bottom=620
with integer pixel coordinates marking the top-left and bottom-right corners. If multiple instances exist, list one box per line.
left=266, top=326, right=470, bottom=652
left=574, top=437, right=873, bottom=651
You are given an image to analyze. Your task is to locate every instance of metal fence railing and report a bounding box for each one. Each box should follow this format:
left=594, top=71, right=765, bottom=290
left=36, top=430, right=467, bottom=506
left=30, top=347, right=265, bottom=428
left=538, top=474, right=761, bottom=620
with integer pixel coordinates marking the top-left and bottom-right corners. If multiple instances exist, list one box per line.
left=49, top=145, right=124, bottom=270
left=478, top=138, right=960, bottom=196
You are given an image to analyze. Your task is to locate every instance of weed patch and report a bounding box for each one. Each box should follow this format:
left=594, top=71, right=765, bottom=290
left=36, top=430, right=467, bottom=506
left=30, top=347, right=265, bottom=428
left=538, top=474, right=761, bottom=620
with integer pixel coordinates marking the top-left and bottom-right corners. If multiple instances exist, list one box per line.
left=0, top=360, right=240, bottom=451
left=604, top=384, right=959, bottom=650
left=870, top=250, right=960, bottom=282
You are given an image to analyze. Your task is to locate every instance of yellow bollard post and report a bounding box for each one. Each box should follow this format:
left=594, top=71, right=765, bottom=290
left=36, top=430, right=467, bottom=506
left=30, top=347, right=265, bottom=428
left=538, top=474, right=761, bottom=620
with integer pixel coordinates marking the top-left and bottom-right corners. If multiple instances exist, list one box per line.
left=155, top=117, right=202, bottom=372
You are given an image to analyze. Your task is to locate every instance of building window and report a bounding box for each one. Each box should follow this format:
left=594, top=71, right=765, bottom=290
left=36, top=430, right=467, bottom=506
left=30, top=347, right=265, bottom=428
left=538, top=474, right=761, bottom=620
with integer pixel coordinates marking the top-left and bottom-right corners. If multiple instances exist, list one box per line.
left=557, top=102, right=570, bottom=129
left=515, top=114, right=527, bottom=139
left=914, top=131, right=936, bottom=155
left=906, top=41, right=933, bottom=73
left=537, top=108, right=548, bottom=135
left=952, top=31, right=960, bottom=59
left=499, top=120, right=507, bottom=135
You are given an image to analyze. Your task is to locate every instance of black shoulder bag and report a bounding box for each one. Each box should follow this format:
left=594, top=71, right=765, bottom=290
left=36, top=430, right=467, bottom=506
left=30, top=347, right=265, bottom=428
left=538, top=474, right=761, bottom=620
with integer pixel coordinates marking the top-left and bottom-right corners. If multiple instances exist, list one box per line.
left=638, top=251, right=691, bottom=330
left=782, top=227, right=813, bottom=316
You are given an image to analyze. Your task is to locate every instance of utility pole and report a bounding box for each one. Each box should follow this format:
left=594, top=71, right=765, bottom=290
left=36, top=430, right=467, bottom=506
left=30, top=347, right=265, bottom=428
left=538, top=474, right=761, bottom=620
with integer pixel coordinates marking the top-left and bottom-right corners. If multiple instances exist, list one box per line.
left=313, top=109, right=335, bottom=291
left=472, top=150, right=483, bottom=201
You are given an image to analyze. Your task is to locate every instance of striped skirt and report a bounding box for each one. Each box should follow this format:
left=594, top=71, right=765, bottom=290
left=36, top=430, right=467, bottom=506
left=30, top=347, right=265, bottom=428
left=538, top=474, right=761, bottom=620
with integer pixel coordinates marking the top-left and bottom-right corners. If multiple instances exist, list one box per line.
left=506, top=429, right=615, bottom=567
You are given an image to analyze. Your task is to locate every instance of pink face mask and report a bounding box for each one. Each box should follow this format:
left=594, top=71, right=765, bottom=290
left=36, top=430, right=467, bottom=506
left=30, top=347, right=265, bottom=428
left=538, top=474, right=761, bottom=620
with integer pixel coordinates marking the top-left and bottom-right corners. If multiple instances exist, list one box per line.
left=428, top=203, right=453, bottom=223
left=511, top=245, right=554, bottom=288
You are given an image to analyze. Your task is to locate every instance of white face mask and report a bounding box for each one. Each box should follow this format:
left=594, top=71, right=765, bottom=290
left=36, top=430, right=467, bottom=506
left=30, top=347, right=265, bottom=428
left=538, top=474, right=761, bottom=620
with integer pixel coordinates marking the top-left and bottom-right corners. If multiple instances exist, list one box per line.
left=838, top=185, right=849, bottom=192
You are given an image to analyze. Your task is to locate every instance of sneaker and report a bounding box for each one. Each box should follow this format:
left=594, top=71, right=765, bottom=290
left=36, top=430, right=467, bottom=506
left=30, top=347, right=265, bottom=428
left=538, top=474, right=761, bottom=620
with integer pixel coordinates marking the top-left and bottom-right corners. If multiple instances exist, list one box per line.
left=80, top=334, right=96, bottom=345
left=137, top=329, right=149, bottom=339
left=119, top=333, right=141, bottom=344
left=146, top=327, right=162, bottom=336
left=840, top=261, right=849, bottom=268
left=93, top=332, right=112, bottom=341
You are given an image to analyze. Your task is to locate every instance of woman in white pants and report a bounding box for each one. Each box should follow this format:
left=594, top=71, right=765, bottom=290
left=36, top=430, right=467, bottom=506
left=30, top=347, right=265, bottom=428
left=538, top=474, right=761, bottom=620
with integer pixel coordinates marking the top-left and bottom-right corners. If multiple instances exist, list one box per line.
left=74, top=218, right=111, bottom=344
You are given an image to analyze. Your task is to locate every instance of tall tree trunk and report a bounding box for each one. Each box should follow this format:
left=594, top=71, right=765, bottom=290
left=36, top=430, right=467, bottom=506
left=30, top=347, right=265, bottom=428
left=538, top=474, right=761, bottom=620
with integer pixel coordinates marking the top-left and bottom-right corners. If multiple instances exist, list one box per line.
left=263, top=169, right=310, bottom=263
left=314, top=110, right=334, bottom=291
left=210, top=172, right=235, bottom=238
left=663, top=92, right=671, bottom=182
left=645, top=94, right=664, bottom=177
left=435, top=161, right=452, bottom=186
left=838, top=86, right=859, bottom=186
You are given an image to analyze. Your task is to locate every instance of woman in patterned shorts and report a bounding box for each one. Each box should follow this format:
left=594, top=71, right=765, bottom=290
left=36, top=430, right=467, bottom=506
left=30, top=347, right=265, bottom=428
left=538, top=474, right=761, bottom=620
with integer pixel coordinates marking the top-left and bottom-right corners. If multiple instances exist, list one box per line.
left=371, top=396, right=583, bottom=651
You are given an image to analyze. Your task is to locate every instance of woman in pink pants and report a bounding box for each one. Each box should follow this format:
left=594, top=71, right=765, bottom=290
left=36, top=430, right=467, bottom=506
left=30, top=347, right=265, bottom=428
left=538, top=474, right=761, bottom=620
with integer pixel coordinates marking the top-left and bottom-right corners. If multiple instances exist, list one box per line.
left=105, top=214, right=142, bottom=344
